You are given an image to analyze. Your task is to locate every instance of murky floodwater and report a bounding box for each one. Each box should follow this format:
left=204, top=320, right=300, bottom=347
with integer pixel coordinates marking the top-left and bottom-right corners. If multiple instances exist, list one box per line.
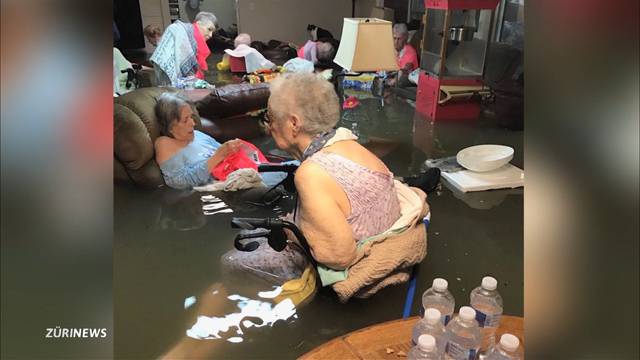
left=114, top=81, right=523, bottom=359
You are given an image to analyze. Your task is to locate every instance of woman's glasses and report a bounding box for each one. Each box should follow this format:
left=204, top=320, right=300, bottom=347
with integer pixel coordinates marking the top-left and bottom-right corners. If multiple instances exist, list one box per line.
left=260, top=108, right=273, bottom=127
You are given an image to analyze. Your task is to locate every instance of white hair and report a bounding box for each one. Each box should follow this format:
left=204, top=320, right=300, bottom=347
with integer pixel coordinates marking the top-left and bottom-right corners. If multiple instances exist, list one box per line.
left=316, top=42, right=335, bottom=62
left=234, top=33, right=252, bottom=47
left=194, top=11, right=217, bottom=26
left=393, top=23, right=409, bottom=35
left=269, top=73, right=339, bottom=135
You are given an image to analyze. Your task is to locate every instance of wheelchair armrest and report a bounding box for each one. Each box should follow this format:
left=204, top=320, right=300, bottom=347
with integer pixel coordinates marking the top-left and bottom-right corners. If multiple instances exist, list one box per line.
left=258, top=163, right=298, bottom=173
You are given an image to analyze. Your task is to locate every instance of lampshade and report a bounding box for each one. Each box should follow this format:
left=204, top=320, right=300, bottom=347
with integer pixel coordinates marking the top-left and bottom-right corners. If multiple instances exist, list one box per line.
left=333, top=18, right=399, bottom=72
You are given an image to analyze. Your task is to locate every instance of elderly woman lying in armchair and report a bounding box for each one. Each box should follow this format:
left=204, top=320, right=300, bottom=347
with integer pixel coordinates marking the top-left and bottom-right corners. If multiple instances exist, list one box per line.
left=154, top=92, right=243, bottom=189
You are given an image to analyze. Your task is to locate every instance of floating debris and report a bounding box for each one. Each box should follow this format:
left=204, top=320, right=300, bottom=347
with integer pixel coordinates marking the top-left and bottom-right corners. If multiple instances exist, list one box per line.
left=396, top=350, right=407, bottom=357
left=386, top=347, right=394, bottom=354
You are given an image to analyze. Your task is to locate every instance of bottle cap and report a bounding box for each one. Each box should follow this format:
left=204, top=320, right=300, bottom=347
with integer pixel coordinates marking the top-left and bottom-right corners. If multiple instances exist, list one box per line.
left=500, top=334, right=520, bottom=352
left=432, top=278, right=448, bottom=291
left=417, top=334, right=436, bottom=351
left=459, top=306, right=476, bottom=321
left=481, top=276, right=498, bottom=291
left=424, top=308, right=441, bottom=324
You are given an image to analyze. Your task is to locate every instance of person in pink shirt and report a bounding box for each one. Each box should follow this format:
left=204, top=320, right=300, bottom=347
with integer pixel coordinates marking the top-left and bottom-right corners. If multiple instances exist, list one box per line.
left=386, top=23, right=418, bottom=87
left=393, top=23, right=418, bottom=71
left=192, top=12, right=215, bottom=80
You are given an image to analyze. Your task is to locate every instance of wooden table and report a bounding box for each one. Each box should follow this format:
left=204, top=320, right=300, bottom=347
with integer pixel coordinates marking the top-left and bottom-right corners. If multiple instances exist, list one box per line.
left=299, top=315, right=524, bottom=360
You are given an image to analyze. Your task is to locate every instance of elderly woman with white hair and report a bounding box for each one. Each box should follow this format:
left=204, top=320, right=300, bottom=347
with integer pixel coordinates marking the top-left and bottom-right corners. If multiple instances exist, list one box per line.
left=150, top=11, right=218, bottom=86
left=265, top=73, right=403, bottom=270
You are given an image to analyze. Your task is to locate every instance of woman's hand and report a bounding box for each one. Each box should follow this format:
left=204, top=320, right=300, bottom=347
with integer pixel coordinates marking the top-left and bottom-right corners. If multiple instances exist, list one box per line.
left=207, top=139, right=243, bottom=171
left=217, top=139, right=243, bottom=158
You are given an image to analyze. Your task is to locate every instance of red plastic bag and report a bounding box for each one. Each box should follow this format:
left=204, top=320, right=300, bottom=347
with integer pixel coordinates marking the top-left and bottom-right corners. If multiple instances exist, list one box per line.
left=211, top=140, right=268, bottom=181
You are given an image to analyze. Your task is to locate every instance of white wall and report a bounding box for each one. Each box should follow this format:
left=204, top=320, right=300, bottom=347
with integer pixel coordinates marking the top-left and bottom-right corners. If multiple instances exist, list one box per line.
left=139, top=0, right=168, bottom=53
left=237, top=0, right=351, bottom=45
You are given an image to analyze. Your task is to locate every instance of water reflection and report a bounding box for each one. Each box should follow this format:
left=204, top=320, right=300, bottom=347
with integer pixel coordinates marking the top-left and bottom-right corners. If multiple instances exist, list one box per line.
left=154, top=192, right=207, bottom=232
left=149, top=187, right=295, bottom=233
left=448, top=185, right=523, bottom=210
left=187, top=294, right=297, bottom=342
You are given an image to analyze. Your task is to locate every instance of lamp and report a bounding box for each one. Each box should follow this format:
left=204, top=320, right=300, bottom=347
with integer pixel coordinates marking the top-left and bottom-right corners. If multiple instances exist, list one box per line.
left=333, top=18, right=399, bottom=72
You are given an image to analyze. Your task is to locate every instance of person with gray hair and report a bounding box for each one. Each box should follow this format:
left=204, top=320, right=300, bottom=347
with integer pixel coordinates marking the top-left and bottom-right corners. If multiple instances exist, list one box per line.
left=388, top=23, right=419, bottom=87
left=234, top=33, right=252, bottom=47
left=154, top=92, right=242, bottom=189
left=265, top=73, right=401, bottom=270
left=393, top=23, right=409, bottom=35
left=316, top=41, right=336, bottom=64
left=194, top=11, right=217, bottom=36
left=150, top=11, right=218, bottom=86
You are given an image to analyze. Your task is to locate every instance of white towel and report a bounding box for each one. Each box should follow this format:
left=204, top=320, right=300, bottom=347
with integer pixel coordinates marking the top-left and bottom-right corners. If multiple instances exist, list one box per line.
left=193, top=168, right=265, bottom=192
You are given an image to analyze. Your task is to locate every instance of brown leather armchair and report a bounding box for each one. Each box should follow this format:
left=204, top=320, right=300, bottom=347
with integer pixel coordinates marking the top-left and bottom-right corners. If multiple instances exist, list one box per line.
left=114, top=83, right=270, bottom=188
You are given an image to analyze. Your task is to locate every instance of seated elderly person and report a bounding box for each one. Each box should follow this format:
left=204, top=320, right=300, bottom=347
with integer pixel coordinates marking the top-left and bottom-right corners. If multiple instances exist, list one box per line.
left=154, top=92, right=243, bottom=189
left=234, top=32, right=252, bottom=47
left=150, top=12, right=217, bottom=86
left=266, top=73, right=402, bottom=269
left=387, top=23, right=419, bottom=87
left=143, top=24, right=163, bottom=47
left=297, top=40, right=336, bottom=66
left=224, top=33, right=276, bottom=73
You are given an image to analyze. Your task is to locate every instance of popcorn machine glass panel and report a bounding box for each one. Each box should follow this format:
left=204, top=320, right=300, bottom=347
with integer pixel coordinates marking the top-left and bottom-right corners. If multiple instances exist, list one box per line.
left=421, top=9, right=446, bottom=77
left=421, top=8, right=494, bottom=79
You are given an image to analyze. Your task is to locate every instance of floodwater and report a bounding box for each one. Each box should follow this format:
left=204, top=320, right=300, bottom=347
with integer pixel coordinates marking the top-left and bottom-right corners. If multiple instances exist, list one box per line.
left=114, top=81, right=523, bottom=359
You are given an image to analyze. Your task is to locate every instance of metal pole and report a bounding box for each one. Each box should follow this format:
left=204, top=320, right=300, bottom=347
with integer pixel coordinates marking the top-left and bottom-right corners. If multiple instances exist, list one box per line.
left=494, top=0, right=507, bottom=42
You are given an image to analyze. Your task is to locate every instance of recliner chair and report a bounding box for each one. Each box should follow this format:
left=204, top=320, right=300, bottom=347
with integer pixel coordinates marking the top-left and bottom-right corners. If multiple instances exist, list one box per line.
left=114, top=83, right=271, bottom=188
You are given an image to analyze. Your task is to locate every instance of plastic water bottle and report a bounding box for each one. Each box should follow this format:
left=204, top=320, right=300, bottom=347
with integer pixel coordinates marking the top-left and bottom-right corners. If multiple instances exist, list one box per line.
left=422, top=278, right=455, bottom=325
left=484, top=334, right=521, bottom=360
left=412, top=308, right=446, bottom=353
left=470, top=276, right=503, bottom=353
left=444, top=306, right=481, bottom=360
left=408, top=334, right=443, bottom=360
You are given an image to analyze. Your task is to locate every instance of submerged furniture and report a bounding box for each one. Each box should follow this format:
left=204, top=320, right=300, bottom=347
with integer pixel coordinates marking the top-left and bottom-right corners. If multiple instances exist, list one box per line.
left=416, top=0, right=499, bottom=120
left=299, top=315, right=524, bottom=359
left=114, top=83, right=270, bottom=188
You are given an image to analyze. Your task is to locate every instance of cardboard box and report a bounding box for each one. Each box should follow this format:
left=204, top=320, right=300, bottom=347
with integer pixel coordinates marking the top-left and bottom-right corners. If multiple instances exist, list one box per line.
left=370, top=7, right=394, bottom=21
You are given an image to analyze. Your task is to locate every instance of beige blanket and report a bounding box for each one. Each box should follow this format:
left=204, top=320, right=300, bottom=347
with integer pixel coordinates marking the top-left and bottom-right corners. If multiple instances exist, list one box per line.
left=332, top=183, right=429, bottom=302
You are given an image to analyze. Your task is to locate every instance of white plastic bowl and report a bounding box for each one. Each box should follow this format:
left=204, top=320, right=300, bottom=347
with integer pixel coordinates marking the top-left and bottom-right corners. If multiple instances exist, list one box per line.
left=456, top=144, right=514, bottom=172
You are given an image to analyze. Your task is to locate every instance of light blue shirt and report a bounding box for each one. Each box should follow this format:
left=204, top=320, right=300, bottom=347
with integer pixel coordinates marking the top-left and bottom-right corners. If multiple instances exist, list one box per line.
left=159, top=130, right=220, bottom=189
left=159, top=130, right=299, bottom=190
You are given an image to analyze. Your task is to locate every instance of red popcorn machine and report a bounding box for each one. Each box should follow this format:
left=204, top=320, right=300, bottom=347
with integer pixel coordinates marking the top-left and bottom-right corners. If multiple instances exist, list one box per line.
left=416, top=0, right=499, bottom=120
